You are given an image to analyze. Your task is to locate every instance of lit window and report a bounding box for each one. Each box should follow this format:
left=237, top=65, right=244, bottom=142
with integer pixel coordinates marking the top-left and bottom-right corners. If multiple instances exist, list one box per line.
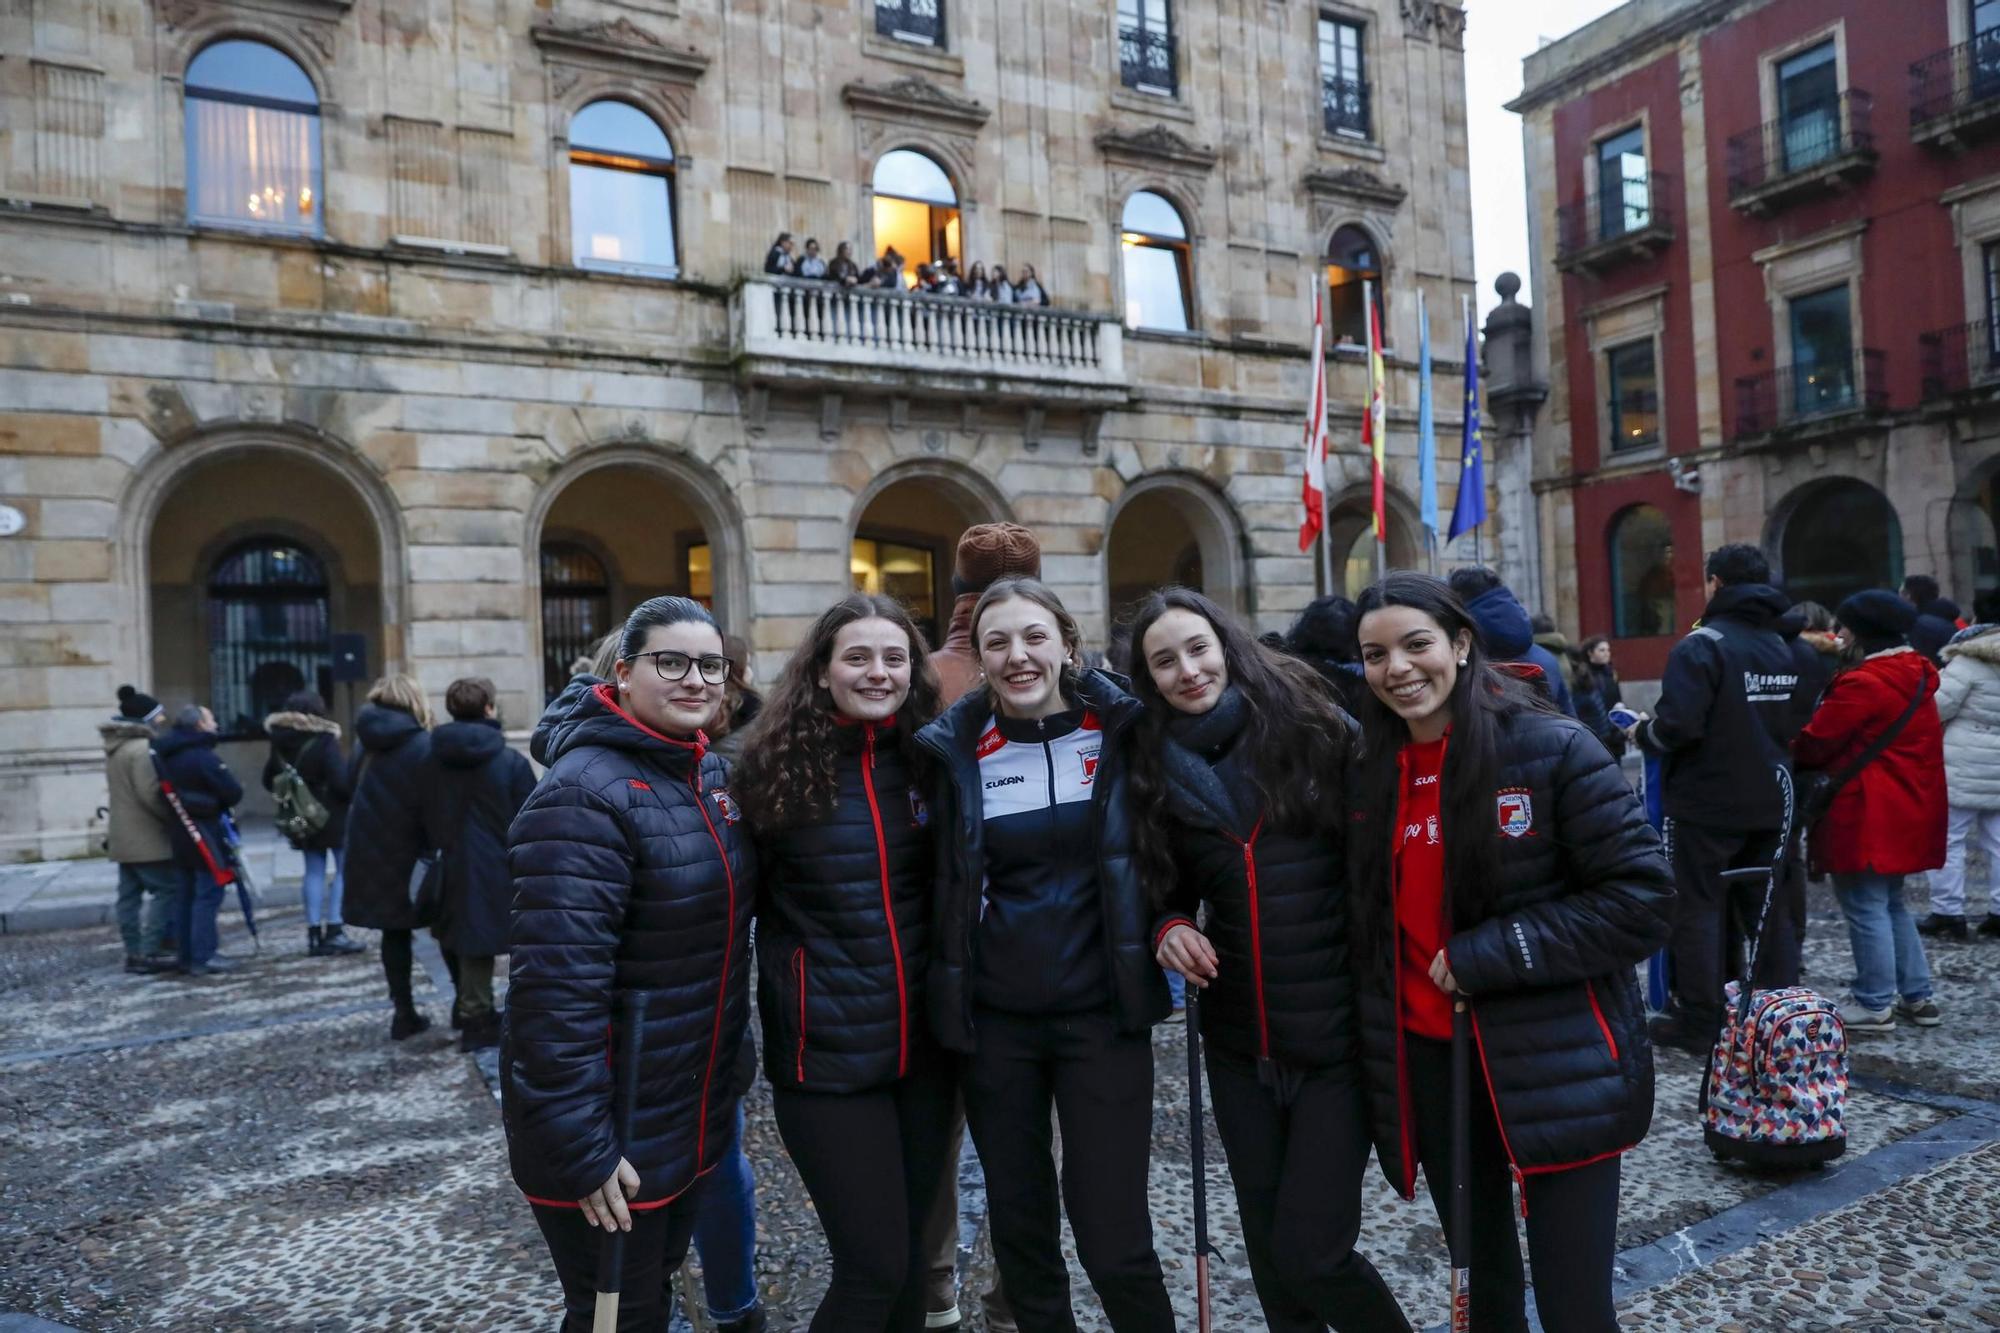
left=570, top=101, right=678, bottom=277
left=185, top=41, right=322, bottom=235
left=1121, top=191, right=1192, bottom=332
left=1326, top=224, right=1383, bottom=346
left=1609, top=506, right=1674, bottom=638
left=852, top=536, right=940, bottom=645
left=872, top=150, right=960, bottom=287
left=1606, top=341, right=1660, bottom=452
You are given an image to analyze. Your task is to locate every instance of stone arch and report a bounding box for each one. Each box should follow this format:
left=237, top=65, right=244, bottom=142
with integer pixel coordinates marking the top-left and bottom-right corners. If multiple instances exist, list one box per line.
left=1110, top=178, right=1206, bottom=244
left=116, top=424, right=408, bottom=700
left=1767, top=476, right=1904, bottom=609
left=525, top=441, right=751, bottom=694
left=869, top=138, right=976, bottom=209
left=550, top=80, right=692, bottom=157
left=1323, top=481, right=1423, bottom=597
left=846, top=457, right=1015, bottom=649
left=1317, top=212, right=1398, bottom=282
left=166, top=20, right=336, bottom=107
left=1103, top=470, right=1249, bottom=622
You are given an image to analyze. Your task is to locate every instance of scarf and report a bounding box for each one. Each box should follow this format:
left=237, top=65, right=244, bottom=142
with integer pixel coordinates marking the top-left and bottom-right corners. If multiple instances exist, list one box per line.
left=1160, top=685, right=1253, bottom=835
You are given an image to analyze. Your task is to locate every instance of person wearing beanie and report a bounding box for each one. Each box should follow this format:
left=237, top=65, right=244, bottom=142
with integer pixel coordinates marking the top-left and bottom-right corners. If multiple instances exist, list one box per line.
left=1793, top=591, right=1948, bottom=1032
left=930, top=522, right=1042, bottom=707
left=101, top=685, right=181, bottom=973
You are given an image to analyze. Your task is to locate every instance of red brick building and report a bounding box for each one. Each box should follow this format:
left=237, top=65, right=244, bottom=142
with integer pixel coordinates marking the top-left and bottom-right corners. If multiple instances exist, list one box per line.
left=1515, top=0, right=2000, bottom=681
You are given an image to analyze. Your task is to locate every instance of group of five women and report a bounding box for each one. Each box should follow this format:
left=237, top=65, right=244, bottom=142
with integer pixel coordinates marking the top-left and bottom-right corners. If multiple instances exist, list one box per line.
left=499, top=570, right=1672, bottom=1333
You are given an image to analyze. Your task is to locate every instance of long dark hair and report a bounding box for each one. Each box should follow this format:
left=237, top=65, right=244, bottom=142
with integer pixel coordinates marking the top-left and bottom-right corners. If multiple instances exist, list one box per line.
left=733, top=594, right=941, bottom=829
left=1348, top=572, right=1541, bottom=972
left=1125, top=588, right=1353, bottom=906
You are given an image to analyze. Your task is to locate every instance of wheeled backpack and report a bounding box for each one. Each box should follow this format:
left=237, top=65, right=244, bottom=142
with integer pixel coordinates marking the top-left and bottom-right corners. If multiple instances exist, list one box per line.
left=1700, top=768, right=1848, bottom=1169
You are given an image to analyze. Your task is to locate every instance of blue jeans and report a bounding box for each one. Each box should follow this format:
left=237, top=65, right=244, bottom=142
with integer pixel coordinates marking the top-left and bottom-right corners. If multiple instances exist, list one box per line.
left=1165, top=967, right=1186, bottom=1009
left=176, top=870, right=224, bottom=970
left=300, top=846, right=346, bottom=926
left=115, top=861, right=181, bottom=956
left=690, top=1100, right=759, bottom=1322
left=1831, top=872, right=1933, bottom=1012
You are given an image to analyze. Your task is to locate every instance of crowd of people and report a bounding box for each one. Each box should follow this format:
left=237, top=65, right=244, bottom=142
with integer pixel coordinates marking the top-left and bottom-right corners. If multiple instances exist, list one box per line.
left=93, top=518, right=1999, bottom=1333
left=764, top=232, right=1053, bottom=305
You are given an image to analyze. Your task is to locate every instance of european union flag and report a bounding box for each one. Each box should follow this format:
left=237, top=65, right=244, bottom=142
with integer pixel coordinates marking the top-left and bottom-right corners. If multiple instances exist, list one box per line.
left=1448, top=318, right=1485, bottom=542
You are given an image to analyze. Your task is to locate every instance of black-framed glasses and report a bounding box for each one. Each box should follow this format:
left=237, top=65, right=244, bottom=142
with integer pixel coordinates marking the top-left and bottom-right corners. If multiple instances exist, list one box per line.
left=632, top=650, right=732, bottom=685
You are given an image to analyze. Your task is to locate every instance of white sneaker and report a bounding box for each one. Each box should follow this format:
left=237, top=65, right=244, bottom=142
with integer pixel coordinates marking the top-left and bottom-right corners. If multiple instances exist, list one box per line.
left=1896, top=997, right=1942, bottom=1027
left=924, top=1305, right=961, bottom=1330
left=1843, top=1001, right=1895, bottom=1033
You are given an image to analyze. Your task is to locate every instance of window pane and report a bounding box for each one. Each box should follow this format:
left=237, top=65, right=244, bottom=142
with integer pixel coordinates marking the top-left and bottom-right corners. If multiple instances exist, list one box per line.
left=1610, top=507, right=1675, bottom=638
left=1777, top=42, right=1840, bottom=173
left=1607, top=342, right=1659, bottom=451
left=876, top=0, right=944, bottom=46
left=872, top=150, right=956, bottom=205
left=1789, top=286, right=1854, bottom=416
left=1123, top=241, right=1190, bottom=331
left=1596, top=126, right=1647, bottom=239
left=186, top=40, right=317, bottom=106
left=570, top=163, right=677, bottom=272
left=186, top=97, right=321, bottom=232
left=1121, top=190, right=1185, bottom=239
left=571, top=102, right=672, bottom=160
left=207, top=540, right=332, bottom=738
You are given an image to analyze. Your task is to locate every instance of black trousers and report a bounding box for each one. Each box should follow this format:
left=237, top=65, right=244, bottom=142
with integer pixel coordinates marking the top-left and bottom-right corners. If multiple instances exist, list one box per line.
left=1665, top=820, right=1795, bottom=1030
left=1203, top=1048, right=1410, bottom=1333
left=1405, top=1036, right=1621, bottom=1333
left=772, top=1056, right=962, bottom=1332
left=530, top=1191, right=701, bottom=1333
left=960, top=1007, right=1174, bottom=1333
left=380, top=927, right=416, bottom=1007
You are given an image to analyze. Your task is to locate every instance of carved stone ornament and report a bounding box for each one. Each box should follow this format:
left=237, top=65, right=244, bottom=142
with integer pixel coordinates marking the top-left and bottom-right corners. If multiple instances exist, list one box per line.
left=531, top=17, right=710, bottom=85
left=1302, top=164, right=1408, bottom=210
left=153, top=0, right=205, bottom=27
left=1400, top=0, right=1466, bottom=49
left=155, top=0, right=353, bottom=24
left=841, top=77, right=991, bottom=134
left=1094, top=124, right=1218, bottom=174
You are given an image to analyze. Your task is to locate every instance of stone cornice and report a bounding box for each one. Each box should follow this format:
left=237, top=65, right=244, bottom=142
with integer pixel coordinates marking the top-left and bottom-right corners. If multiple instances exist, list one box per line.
left=530, top=17, right=709, bottom=84
left=155, top=0, right=352, bottom=25
left=1301, top=164, right=1407, bottom=209
left=1094, top=124, right=1218, bottom=174
left=841, top=77, right=990, bottom=132
left=1509, top=0, right=1735, bottom=116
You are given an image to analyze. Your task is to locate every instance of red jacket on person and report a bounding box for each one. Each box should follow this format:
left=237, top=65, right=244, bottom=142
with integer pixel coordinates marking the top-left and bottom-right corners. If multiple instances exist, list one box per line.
left=1793, top=648, right=1947, bottom=877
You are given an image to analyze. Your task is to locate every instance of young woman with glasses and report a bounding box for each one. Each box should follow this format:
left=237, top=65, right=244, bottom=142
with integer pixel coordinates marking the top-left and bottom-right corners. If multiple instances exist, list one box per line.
left=504, top=595, right=756, bottom=1333
left=732, top=593, right=953, bottom=1332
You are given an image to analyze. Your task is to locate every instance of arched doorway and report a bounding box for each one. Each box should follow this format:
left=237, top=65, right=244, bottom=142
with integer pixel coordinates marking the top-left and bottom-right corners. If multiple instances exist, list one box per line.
left=1324, top=492, right=1420, bottom=598
left=207, top=539, right=333, bottom=737
left=1777, top=478, right=1903, bottom=609
left=849, top=470, right=1004, bottom=649
left=1104, top=476, right=1245, bottom=626
left=1608, top=504, right=1676, bottom=638
left=535, top=461, right=726, bottom=698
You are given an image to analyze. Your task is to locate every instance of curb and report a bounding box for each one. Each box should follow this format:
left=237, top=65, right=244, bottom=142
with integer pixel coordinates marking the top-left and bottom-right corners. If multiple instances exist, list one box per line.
left=0, top=885, right=273, bottom=938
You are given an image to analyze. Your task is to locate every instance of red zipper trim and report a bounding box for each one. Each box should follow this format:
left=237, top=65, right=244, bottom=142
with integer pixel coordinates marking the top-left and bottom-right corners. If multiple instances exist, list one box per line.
left=1152, top=915, right=1197, bottom=953
left=793, top=946, right=808, bottom=1084
left=520, top=1153, right=722, bottom=1212
left=689, top=763, right=737, bottom=1175
left=860, top=726, right=910, bottom=1078
left=1235, top=816, right=1270, bottom=1060
left=1585, top=980, right=1619, bottom=1062
left=590, top=682, right=709, bottom=759
left=1390, top=746, right=1419, bottom=1200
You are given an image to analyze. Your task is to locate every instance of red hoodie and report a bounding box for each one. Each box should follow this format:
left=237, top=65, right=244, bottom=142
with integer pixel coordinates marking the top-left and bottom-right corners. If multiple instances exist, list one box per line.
left=1794, top=648, right=1947, bottom=877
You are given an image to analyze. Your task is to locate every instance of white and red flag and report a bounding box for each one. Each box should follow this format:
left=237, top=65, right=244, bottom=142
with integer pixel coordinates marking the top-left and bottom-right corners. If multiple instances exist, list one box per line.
left=1298, top=290, right=1329, bottom=552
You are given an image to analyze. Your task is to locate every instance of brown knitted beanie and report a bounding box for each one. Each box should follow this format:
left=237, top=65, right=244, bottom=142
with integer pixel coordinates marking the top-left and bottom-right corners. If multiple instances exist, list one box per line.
left=953, top=522, right=1041, bottom=593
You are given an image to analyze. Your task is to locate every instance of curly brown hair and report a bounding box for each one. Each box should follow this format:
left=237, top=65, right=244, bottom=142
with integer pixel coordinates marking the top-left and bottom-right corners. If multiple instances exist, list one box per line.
left=733, top=593, right=942, bottom=830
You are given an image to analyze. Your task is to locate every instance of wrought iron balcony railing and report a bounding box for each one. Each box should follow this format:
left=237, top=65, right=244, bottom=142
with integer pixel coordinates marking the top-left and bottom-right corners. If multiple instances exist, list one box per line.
left=1920, top=319, right=2000, bottom=398
left=1910, top=36, right=2000, bottom=140
left=1725, top=90, right=1876, bottom=207
left=1555, top=171, right=1675, bottom=271
left=1119, top=26, right=1176, bottom=95
left=1733, top=347, right=1887, bottom=438
left=1321, top=75, right=1371, bottom=139
left=875, top=0, right=943, bottom=46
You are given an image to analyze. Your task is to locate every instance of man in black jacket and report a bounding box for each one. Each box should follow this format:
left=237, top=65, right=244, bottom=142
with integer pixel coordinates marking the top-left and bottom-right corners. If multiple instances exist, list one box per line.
left=156, top=704, right=245, bottom=976
left=1633, top=544, right=1810, bottom=1051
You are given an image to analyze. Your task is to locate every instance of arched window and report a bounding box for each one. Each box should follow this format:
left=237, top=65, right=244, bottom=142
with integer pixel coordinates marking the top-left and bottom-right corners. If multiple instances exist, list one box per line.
left=570, top=101, right=678, bottom=276
left=1327, top=224, right=1384, bottom=347
left=185, top=40, right=322, bottom=235
left=1781, top=480, right=1904, bottom=608
left=1121, top=190, right=1192, bottom=332
left=540, top=543, right=612, bottom=700
left=1609, top=505, right=1676, bottom=638
left=207, top=540, right=332, bottom=737
left=872, top=149, right=960, bottom=286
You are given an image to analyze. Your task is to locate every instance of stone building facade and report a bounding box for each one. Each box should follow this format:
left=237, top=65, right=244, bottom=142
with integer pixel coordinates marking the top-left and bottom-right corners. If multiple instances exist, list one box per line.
left=1515, top=0, right=2000, bottom=682
left=0, top=0, right=1479, bottom=856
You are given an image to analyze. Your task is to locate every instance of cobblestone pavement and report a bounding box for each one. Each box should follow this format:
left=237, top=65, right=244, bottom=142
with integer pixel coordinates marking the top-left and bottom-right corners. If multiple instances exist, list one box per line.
left=2, top=877, right=1997, bottom=1331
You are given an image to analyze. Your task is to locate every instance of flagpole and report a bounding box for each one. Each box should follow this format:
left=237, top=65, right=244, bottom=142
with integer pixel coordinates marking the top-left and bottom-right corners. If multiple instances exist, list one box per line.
left=1464, top=293, right=1479, bottom=571
left=1365, top=279, right=1384, bottom=585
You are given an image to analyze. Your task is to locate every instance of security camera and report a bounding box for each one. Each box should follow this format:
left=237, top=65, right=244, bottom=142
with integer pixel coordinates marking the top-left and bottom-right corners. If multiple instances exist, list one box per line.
left=1668, top=457, right=1701, bottom=494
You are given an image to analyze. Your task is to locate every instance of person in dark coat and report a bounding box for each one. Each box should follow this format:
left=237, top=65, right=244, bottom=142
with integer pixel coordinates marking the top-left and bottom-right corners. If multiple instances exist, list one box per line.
left=156, top=704, right=246, bottom=976
left=506, top=595, right=755, bottom=1333
left=914, top=577, right=1175, bottom=1333
left=1286, top=593, right=1369, bottom=716
left=340, top=674, right=436, bottom=1039
left=1446, top=567, right=1576, bottom=717
left=1911, top=597, right=1965, bottom=665
left=1131, top=589, right=1410, bottom=1333
left=262, top=690, right=362, bottom=958
left=1348, top=573, right=1671, bottom=1333
left=426, top=676, right=536, bottom=1053
left=734, top=593, right=952, bottom=1333
left=764, top=232, right=796, bottom=276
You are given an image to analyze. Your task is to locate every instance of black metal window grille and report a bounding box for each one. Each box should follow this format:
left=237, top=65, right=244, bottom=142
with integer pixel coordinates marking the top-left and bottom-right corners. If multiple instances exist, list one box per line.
left=206, top=540, right=332, bottom=738
left=876, top=0, right=944, bottom=47
left=1319, top=18, right=1370, bottom=138
left=541, top=543, right=611, bottom=700
left=1119, top=0, right=1176, bottom=95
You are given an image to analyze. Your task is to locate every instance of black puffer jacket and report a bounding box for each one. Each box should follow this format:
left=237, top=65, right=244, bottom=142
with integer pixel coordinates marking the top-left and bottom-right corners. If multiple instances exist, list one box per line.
left=155, top=725, right=243, bottom=875
left=1149, top=697, right=1357, bottom=1069
left=260, top=711, right=348, bottom=852
left=338, top=704, right=432, bottom=931
left=756, top=719, right=932, bottom=1094
left=427, top=718, right=537, bottom=958
left=915, top=668, right=1171, bottom=1052
left=503, top=677, right=755, bottom=1209
left=1350, top=706, right=1672, bottom=1196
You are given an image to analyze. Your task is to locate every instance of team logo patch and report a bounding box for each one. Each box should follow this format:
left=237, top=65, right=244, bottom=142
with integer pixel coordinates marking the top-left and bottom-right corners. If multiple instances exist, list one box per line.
left=1496, top=788, right=1535, bottom=838
left=908, top=789, right=930, bottom=827
left=1080, top=751, right=1101, bottom=784
left=711, top=788, right=742, bottom=824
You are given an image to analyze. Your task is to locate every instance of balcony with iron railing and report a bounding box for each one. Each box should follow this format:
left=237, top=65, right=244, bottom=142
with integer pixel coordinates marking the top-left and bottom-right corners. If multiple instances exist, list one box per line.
left=1725, top=90, right=1877, bottom=215
left=1920, top=319, right=2000, bottom=399
left=732, top=278, right=1127, bottom=403
left=1910, top=36, right=2000, bottom=147
left=1555, top=172, right=1676, bottom=274
left=1119, top=26, right=1176, bottom=96
left=1732, top=347, right=1887, bottom=439
left=1321, top=75, right=1371, bottom=139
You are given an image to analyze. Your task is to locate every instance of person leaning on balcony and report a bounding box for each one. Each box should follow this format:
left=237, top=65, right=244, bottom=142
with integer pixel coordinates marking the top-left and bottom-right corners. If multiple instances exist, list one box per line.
left=991, top=264, right=1015, bottom=304
left=1014, top=263, right=1050, bottom=307
left=965, top=261, right=993, bottom=300
left=828, top=241, right=862, bottom=287
left=764, top=232, right=796, bottom=276
left=798, top=237, right=828, bottom=280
